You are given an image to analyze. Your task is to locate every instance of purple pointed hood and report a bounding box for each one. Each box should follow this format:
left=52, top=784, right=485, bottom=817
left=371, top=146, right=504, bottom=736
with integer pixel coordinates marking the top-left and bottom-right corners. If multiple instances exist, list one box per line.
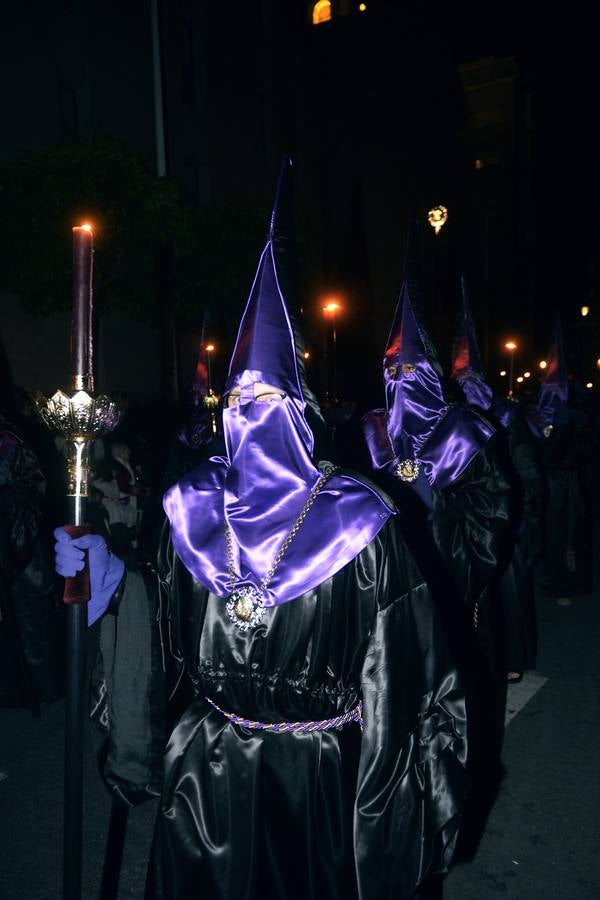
left=178, top=313, right=217, bottom=449
left=383, top=280, right=447, bottom=462
left=535, top=315, right=569, bottom=431
left=451, top=277, right=493, bottom=411
left=164, top=160, right=393, bottom=612
left=191, top=314, right=210, bottom=397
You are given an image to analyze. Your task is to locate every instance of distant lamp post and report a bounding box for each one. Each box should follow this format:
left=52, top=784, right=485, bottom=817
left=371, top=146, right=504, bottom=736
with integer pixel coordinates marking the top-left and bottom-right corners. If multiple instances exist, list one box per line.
left=504, top=340, right=518, bottom=397
left=359, top=2, right=367, bottom=10
left=596, top=358, right=600, bottom=370
left=586, top=382, right=593, bottom=389
left=499, top=370, right=507, bottom=377
left=524, top=371, right=531, bottom=378
left=516, top=376, right=524, bottom=384
left=205, top=343, right=215, bottom=390
left=581, top=305, right=590, bottom=317
left=303, top=351, right=310, bottom=360
left=322, top=298, right=342, bottom=402
left=539, top=360, right=547, bottom=370
left=427, top=205, right=449, bottom=236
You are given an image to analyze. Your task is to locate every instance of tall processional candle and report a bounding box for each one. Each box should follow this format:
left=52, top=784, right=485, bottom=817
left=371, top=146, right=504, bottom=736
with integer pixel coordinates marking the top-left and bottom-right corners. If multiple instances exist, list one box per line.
left=71, top=224, right=94, bottom=393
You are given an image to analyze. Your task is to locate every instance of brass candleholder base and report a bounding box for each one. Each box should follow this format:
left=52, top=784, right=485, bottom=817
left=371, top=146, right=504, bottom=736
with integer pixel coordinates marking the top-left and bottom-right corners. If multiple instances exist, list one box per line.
left=34, top=389, right=121, bottom=499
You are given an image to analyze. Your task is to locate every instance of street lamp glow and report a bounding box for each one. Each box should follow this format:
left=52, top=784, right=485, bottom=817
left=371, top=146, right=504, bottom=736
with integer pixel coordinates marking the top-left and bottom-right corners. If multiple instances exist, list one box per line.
left=581, top=305, right=590, bottom=317
left=427, top=205, right=448, bottom=236
left=359, top=2, right=367, bottom=10
left=322, top=300, right=341, bottom=315
left=524, top=371, right=531, bottom=378
left=539, top=360, right=547, bottom=370
left=586, top=382, right=593, bottom=389
left=303, top=351, right=310, bottom=360
left=205, top=343, right=215, bottom=352
left=79, top=222, right=93, bottom=233
left=516, top=376, right=524, bottom=384
left=499, top=370, right=507, bottom=376
left=504, top=341, right=517, bottom=351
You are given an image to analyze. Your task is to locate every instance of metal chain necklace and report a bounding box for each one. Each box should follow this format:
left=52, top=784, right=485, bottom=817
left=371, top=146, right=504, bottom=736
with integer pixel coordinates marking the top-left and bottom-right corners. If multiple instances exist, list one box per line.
left=224, top=465, right=339, bottom=631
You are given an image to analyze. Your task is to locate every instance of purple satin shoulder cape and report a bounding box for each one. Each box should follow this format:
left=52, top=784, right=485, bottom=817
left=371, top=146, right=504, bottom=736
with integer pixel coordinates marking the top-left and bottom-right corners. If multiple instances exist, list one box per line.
left=362, top=405, right=494, bottom=492
left=492, top=398, right=518, bottom=430
left=457, top=372, right=493, bottom=412
left=164, top=455, right=394, bottom=607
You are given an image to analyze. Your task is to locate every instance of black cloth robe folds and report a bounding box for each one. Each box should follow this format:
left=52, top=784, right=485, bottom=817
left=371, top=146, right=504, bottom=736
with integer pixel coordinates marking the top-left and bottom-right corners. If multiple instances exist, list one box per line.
left=91, top=507, right=467, bottom=900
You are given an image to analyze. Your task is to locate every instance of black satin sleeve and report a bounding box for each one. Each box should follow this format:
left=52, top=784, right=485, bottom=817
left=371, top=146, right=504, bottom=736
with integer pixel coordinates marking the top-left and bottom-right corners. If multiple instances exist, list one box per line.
left=430, top=437, right=512, bottom=609
left=89, top=568, right=166, bottom=807
left=354, top=520, right=468, bottom=899
left=506, top=409, right=545, bottom=561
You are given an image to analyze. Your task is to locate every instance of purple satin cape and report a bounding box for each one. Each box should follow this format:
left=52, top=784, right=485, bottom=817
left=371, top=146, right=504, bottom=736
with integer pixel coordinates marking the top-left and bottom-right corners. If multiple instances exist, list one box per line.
left=492, top=398, right=518, bottom=430
left=456, top=371, right=493, bottom=412
left=164, top=237, right=393, bottom=607
left=362, top=404, right=494, bottom=492
left=163, top=410, right=393, bottom=607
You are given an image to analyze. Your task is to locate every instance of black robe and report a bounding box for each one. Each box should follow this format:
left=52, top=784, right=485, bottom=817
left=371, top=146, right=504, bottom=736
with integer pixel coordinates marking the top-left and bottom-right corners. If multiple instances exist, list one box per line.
left=534, top=412, right=595, bottom=598
left=0, top=427, right=64, bottom=712
left=90, top=503, right=467, bottom=900
left=364, top=439, right=513, bottom=867
left=368, top=439, right=513, bottom=671
left=492, top=405, right=543, bottom=674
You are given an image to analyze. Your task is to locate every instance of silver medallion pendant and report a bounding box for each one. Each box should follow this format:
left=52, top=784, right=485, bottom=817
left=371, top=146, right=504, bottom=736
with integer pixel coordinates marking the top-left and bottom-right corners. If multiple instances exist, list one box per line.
left=226, top=586, right=266, bottom=632
left=396, top=458, right=421, bottom=483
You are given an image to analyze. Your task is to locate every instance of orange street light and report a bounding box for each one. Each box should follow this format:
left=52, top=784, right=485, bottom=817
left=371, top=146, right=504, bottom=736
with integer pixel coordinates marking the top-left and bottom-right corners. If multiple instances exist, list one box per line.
left=499, top=370, right=507, bottom=377
left=581, top=305, right=590, bottom=317
left=524, top=371, right=531, bottom=378
left=303, top=351, right=310, bottom=360
left=539, top=360, right=547, bottom=370
left=80, top=222, right=93, bottom=233
left=586, top=382, right=593, bottom=389
left=206, top=343, right=215, bottom=353
left=322, top=300, right=342, bottom=315
left=503, top=341, right=518, bottom=396
left=516, top=376, right=524, bottom=384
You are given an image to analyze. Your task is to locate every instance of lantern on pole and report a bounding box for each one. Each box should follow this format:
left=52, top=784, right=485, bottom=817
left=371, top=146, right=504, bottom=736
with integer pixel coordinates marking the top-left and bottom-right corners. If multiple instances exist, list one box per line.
left=34, top=224, right=121, bottom=900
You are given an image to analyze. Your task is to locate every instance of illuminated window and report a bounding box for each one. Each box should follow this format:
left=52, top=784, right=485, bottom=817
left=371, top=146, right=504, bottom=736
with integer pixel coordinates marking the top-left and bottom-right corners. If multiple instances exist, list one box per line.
left=313, top=1, right=332, bottom=25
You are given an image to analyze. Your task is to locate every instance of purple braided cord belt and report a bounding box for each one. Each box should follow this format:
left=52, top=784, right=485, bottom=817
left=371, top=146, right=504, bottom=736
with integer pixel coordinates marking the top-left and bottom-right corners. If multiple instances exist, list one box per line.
left=205, top=696, right=363, bottom=733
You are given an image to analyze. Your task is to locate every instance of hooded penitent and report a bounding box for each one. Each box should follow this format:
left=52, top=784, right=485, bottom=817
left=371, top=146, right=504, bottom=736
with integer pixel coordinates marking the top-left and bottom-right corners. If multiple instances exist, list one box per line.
left=537, top=315, right=569, bottom=432
left=177, top=314, right=217, bottom=450
left=451, top=276, right=493, bottom=411
left=363, top=257, right=494, bottom=492
left=164, top=160, right=393, bottom=627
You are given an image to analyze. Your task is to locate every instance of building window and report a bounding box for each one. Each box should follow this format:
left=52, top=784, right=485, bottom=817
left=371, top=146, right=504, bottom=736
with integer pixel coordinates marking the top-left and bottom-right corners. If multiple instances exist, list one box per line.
left=312, top=1, right=332, bottom=25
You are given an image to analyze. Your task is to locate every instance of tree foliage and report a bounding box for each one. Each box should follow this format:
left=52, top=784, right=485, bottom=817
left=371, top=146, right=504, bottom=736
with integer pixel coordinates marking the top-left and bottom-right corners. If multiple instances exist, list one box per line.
left=0, top=139, right=267, bottom=326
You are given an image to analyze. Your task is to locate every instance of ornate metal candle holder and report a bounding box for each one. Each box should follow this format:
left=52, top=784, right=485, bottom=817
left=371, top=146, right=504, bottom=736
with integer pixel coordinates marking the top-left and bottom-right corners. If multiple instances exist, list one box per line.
left=34, top=389, right=121, bottom=506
